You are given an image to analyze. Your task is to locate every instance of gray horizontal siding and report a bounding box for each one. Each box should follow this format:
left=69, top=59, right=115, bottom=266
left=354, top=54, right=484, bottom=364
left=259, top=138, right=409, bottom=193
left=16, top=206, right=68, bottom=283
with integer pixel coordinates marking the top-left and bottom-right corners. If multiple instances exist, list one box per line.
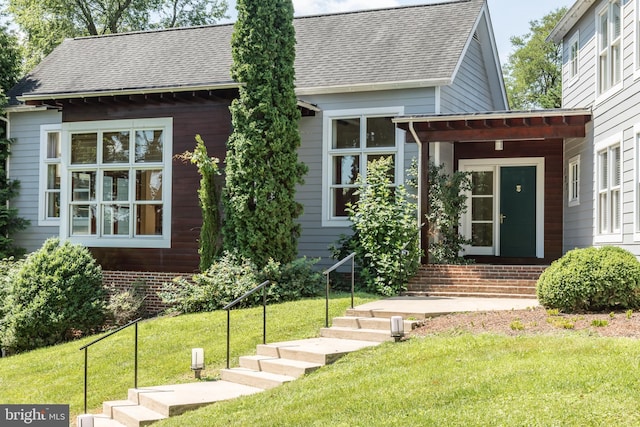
left=295, top=89, right=432, bottom=268
left=8, top=110, right=61, bottom=253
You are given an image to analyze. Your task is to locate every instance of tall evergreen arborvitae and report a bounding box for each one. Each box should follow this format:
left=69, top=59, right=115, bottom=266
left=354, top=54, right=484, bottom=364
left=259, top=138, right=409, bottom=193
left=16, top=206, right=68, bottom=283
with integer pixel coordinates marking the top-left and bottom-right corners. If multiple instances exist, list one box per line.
left=223, top=0, right=307, bottom=268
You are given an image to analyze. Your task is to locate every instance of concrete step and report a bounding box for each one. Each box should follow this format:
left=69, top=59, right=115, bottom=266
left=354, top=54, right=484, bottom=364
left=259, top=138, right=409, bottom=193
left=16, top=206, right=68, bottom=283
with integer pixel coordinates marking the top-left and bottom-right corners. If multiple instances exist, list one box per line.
left=93, top=414, right=127, bottom=427
left=220, top=367, right=296, bottom=389
left=345, top=308, right=433, bottom=320
left=331, top=316, right=419, bottom=331
left=256, top=337, right=381, bottom=365
left=239, top=355, right=322, bottom=378
left=319, top=326, right=393, bottom=342
left=110, top=403, right=165, bottom=427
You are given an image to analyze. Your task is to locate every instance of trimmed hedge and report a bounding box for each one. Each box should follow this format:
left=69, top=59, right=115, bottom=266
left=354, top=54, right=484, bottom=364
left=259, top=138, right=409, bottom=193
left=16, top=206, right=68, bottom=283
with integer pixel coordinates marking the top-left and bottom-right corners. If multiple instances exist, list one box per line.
left=536, top=246, right=640, bottom=312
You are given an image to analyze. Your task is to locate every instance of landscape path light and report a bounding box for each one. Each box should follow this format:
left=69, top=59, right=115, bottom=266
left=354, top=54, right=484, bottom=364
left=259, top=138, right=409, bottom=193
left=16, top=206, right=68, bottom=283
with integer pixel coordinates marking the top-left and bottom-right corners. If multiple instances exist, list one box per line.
left=191, top=348, right=205, bottom=379
left=390, top=316, right=404, bottom=342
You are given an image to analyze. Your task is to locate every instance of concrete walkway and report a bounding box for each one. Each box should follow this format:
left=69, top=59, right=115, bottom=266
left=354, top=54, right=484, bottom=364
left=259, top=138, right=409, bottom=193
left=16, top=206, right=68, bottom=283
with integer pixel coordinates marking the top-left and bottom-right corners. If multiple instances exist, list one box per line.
left=350, top=296, right=539, bottom=319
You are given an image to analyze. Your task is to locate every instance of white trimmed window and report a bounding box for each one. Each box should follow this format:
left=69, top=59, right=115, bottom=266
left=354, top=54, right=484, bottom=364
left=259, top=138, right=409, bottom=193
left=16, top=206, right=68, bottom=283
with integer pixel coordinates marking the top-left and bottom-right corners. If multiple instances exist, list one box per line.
left=597, top=0, right=622, bottom=96
left=60, top=118, right=173, bottom=248
left=568, top=155, right=580, bottom=207
left=568, top=32, right=580, bottom=83
left=322, top=107, right=404, bottom=226
left=39, top=124, right=62, bottom=225
left=597, top=142, right=621, bottom=236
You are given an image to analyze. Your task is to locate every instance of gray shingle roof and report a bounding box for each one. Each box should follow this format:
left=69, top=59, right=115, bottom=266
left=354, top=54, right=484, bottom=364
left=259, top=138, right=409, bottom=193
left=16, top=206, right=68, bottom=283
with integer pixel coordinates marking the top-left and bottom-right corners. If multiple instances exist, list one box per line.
left=9, top=0, right=484, bottom=102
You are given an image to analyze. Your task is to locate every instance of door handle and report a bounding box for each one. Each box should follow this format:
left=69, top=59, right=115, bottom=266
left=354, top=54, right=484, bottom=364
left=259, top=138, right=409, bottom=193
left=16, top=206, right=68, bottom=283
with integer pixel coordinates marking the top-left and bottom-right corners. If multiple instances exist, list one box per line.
left=500, top=214, right=507, bottom=224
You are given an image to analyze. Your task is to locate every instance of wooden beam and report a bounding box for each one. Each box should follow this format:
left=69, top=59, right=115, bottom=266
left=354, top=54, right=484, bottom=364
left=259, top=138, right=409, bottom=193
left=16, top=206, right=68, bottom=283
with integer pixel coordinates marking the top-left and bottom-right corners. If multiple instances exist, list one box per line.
left=415, top=125, right=587, bottom=142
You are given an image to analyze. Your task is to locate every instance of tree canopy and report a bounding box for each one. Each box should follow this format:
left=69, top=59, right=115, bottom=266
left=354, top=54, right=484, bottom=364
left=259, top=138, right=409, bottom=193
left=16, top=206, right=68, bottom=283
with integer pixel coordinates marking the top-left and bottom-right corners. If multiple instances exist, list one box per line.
left=0, top=22, right=21, bottom=96
left=5, top=0, right=229, bottom=70
left=503, top=7, right=567, bottom=110
left=223, top=0, right=307, bottom=268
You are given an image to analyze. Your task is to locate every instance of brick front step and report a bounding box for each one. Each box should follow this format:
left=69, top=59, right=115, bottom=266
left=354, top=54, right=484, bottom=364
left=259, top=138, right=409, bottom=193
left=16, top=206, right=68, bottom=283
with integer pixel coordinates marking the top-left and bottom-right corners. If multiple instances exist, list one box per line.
left=406, top=264, right=547, bottom=298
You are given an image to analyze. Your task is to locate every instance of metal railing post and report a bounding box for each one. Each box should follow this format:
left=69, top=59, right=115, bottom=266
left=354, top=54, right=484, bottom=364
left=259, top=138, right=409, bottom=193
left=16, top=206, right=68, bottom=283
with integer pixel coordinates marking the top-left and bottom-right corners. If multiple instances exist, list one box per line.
left=262, top=286, right=267, bottom=345
left=351, top=255, right=355, bottom=309
left=83, top=348, right=88, bottom=414
left=323, top=252, right=356, bottom=329
left=134, top=322, right=138, bottom=389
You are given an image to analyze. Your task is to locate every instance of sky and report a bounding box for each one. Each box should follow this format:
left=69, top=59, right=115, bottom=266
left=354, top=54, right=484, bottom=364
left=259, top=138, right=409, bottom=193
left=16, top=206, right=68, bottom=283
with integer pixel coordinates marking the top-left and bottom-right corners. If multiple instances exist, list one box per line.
left=219, top=0, right=576, bottom=65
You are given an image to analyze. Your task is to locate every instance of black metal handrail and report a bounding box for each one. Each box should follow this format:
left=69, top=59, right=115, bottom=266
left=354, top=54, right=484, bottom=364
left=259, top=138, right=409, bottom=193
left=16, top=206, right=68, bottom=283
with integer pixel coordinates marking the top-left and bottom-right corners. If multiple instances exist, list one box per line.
left=222, top=280, right=271, bottom=369
left=322, top=252, right=356, bottom=328
left=79, top=317, right=142, bottom=414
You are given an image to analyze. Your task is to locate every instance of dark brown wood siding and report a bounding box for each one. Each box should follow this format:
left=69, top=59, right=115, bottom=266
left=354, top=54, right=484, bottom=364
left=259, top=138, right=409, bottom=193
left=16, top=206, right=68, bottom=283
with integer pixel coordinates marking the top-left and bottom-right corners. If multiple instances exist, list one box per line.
left=62, top=98, right=232, bottom=272
left=454, top=139, right=563, bottom=263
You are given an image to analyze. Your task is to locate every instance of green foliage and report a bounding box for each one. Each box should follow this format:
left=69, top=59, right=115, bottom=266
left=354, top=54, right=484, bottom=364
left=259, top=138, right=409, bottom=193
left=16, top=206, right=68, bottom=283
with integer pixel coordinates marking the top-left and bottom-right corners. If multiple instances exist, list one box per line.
left=106, top=281, right=146, bottom=326
left=537, top=246, right=640, bottom=312
left=0, top=116, right=29, bottom=259
left=176, top=135, right=222, bottom=271
left=0, top=238, right=106, bottom=354
left=427, top=162, right=472, bottom=264
left=6, top=0, right=228, bottom=70
left=223, top=0, right=307, bottom=268
left=0, top=23, right=22, bottom=95
left=333, top=156, right=421, bottom=296
left=159, top=251, right=323, bottom=313
left=503, top=7, right=566, bottom=109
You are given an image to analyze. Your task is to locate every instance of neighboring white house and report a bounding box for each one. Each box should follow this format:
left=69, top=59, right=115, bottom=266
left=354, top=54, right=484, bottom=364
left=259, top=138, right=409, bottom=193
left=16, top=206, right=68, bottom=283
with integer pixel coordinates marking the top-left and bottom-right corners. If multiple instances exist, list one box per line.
left=549, top=0, right=640, bottom=256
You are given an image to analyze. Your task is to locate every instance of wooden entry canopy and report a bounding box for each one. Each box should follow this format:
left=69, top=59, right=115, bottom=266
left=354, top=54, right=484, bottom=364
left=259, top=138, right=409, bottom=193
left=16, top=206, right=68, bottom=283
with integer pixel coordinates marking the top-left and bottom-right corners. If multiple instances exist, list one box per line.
left=392, top=108, right=592, bottom=143
left=392, top=108, right=592, bottom=263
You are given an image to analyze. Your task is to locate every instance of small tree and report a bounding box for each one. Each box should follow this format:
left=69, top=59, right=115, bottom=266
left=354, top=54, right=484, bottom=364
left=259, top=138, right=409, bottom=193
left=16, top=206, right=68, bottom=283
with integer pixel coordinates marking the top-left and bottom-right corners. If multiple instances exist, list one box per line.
left=176, top=135, right=222, bottom=271
left=337, top=156, right=421, bottom=296
left=427, top=162, right=472, bottom=264
left=223, top=0, right=307, bottom=268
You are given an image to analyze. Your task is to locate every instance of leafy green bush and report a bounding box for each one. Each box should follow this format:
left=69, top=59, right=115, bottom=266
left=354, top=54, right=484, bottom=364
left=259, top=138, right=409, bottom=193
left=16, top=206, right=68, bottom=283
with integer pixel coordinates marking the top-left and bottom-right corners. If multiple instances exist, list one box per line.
left=159, top=251, right=323, bottom=313
left=107, top=281, right=146, bottom=326
left=0, top=238, right=106, bottom=354
left=332, top=156, right=421, bottom=296
left=536, top=246, right=640, bottom=312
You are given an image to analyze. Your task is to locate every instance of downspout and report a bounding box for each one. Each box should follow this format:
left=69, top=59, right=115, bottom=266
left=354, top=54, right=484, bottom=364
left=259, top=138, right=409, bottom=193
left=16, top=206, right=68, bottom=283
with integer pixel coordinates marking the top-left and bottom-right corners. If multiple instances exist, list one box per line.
left=409, top=122, right=429, bottom=264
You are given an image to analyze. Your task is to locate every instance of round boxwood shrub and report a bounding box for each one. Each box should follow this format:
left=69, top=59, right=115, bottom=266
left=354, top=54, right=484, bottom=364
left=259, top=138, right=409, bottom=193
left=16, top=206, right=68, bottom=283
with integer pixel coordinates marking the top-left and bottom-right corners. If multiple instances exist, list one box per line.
left=0, top=238, right=106, bottom=354
left=536, top=246, right=640, bottom=312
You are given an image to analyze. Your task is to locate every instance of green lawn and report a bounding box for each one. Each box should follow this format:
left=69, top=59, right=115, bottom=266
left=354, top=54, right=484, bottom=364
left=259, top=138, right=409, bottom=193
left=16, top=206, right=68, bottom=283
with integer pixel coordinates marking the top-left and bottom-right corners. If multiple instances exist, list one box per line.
left=156, top=333, right=640, bottom=426
left=3, top=295, right=640, bottom=426
left=0, top=294, right=378, bottom=420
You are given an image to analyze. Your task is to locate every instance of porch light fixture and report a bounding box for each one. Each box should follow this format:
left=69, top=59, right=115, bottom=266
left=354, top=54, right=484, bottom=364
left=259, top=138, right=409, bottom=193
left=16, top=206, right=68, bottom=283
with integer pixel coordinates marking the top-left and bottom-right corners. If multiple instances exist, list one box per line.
left=390, top=316, right=404, bottom=342
left=495, top=140, right=504, bottom=151
left=191, top=348, right=205, bottom=379
left=77, top=414, right=94, bottom=427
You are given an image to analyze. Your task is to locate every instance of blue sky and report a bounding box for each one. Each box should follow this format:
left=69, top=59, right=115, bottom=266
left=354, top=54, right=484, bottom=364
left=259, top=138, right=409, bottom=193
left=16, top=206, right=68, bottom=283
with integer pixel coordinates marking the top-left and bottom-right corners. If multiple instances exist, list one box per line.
left=219, top=0, right=576, bottom=65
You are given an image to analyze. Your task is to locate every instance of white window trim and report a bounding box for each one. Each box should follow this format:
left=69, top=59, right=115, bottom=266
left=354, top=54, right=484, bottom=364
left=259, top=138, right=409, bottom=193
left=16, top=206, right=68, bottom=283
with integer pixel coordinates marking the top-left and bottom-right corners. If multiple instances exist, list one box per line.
left=595, top=0, right=624, bottom=103
left=321, top=106, right=405, bottom=227
left=39, top=124, right=62, bottom=226
left=59, top=117, right=173, bottom=248
left=635, top=0, right=640, bottom=79
left=459, top=157, right=545, bottom=259
left=568, top=154, right=580, bottom=207
left=634, top=123, right=640, bottom=241
left=594, top=132, right=623, bottom=244
left=566, top=31, right=580, bottom=87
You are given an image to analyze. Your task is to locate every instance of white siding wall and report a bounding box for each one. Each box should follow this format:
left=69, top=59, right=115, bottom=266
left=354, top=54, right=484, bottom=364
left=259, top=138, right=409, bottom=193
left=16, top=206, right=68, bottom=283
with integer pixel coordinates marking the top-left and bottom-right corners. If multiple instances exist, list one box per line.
left=7, top=109, right=61, bottom=252
left=562, top=0, right=640, bottom=256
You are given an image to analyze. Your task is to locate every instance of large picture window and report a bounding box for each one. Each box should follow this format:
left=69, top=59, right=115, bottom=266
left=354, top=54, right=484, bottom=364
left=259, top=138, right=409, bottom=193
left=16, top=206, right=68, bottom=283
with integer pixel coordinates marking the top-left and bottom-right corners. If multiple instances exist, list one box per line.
left=597, top=0, right=622, bottom=96
left=322, top=108, right=404, bottom=226
left=60, top=118, right=172, bottom=248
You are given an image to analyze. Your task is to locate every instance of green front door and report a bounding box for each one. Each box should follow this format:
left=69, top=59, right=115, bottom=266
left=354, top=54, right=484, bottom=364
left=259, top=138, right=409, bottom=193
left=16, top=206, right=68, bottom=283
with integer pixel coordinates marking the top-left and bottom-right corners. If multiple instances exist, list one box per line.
left=500, top=166, right=536, bottom=257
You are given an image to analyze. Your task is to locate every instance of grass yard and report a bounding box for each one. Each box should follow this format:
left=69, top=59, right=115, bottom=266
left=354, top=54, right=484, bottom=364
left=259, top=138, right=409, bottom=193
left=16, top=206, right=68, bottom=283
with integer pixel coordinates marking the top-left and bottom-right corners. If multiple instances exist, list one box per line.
left=0, top=294, right=379, bottom=421
left=155, top=333, right=640, bottom=426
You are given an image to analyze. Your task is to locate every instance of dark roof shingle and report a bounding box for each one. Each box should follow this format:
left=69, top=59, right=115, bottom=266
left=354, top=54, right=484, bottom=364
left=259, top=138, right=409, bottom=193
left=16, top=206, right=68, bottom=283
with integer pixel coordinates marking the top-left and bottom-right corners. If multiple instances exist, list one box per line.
left=9, top=0, right=485, bottom=102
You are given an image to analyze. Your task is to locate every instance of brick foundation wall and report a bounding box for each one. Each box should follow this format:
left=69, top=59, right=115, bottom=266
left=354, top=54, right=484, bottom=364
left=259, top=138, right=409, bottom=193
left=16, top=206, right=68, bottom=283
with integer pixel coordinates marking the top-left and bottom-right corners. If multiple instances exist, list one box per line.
left=103, top=270, right=191, bottom=315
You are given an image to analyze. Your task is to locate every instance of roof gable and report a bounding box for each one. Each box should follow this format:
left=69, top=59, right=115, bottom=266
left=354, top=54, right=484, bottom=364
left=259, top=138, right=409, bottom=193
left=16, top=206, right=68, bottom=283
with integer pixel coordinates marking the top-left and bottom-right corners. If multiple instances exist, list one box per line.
left=10, top=0, right=487, bottom=102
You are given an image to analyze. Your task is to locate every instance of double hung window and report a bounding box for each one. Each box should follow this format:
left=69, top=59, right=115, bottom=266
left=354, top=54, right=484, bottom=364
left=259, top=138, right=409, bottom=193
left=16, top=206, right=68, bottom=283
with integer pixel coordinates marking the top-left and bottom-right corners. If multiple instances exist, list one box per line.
left=597, top=0, right=622, bottom=95
left=597, top=143, right=621, bottom=236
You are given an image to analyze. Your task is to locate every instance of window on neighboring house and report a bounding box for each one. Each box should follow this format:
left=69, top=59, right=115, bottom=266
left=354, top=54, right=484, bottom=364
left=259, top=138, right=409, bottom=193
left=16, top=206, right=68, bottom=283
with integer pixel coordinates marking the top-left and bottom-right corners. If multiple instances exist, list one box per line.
left=568, top=32, right=580, bottom=83
left=597, top=143, right=621, bottom=235
left=39, top=125, right=62, bottom=225
left=597, top=0, right=622, bottom=95
left=323, top=108, right=404, bottom=226
left=60, top=118, right=172, bottom=248
left=568, top=155, right=580, bottom=206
